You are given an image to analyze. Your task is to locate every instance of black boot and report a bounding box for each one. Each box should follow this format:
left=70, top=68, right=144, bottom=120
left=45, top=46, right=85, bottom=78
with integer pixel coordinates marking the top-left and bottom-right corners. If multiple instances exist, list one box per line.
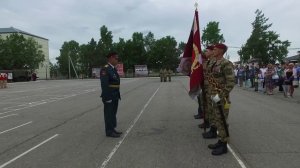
left=194, top=114, right=203, bottom=119
left=198, top=120, right=210, bottom=129
left=208, top=140, right=222, bottom=149
left=212, top=141, right=227, bottom=155
left=202, top=126, right=217, bottom=139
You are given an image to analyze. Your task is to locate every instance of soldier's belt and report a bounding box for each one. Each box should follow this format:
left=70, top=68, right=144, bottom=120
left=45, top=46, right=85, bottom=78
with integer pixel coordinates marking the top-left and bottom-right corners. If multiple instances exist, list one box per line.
left=109, top=85, right=120, bottom=88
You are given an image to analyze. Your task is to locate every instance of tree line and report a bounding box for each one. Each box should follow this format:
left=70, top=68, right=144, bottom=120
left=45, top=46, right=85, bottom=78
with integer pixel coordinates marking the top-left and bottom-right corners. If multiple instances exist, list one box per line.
left=54, top=26, right=184, bottom=78
left=0, top=9, right=291, bottom=78
left=0, top=34, right=44, bottom=71
left=54, top=22, right=226, bottom=78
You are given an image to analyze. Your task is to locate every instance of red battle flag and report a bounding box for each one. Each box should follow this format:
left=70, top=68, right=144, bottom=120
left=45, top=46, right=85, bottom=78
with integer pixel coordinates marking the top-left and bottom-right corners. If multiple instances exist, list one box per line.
left=181, top=9, right=204, bottom=98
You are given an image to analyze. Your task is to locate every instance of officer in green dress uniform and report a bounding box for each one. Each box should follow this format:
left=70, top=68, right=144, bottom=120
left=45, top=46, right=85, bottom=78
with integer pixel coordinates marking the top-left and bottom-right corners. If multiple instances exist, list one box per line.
left=100, top=52, right=122, bottom=138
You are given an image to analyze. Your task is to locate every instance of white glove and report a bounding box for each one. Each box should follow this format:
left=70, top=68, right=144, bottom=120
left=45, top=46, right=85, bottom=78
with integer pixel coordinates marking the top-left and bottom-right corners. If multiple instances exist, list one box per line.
left=105, top=100, right=112, bottom=103
left=211, top=94, right=221, bottom=103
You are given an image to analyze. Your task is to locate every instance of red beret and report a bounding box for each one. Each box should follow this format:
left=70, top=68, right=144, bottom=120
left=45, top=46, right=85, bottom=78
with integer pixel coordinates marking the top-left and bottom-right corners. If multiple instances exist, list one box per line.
left=214, top=43, right=228, bottom=52
left=206, top=45, right=214, bottom=50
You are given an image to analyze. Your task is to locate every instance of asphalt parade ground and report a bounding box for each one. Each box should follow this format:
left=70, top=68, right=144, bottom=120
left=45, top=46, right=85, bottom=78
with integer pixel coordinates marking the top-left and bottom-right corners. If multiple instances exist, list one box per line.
left=0, top=77, right=299, bottom=168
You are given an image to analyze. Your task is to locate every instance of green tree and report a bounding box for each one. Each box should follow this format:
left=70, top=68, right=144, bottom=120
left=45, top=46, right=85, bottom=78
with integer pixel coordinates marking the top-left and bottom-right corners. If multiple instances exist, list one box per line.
left=120, top=32, right=146, bottom=71
left=56, top=40, right=80, bottom=78
left=131, top=32, right=146, bottom=65
left=96, top=25, right=113, bottom=67
left=201, top=21, right=225, bottom=47
left=0, top=33, right=44, bottom=70
left=148, top=36, right=179, bottom=70
left=54, top=25, right=186, bottom=75
left=49, top=62, right=59, bottom=78
left=144, top=32, right=155, bottom=53
left=79, top=38, right=97, bottom=77
left=238, top=9, right=290, bottom=64
left=112, top=38, right=126, bottom=67
left=177, top=42, right=186, bottom=55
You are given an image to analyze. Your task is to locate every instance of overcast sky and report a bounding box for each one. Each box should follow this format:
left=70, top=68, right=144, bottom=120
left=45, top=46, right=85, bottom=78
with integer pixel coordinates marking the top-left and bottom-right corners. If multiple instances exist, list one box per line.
left=1, top=0, right=299, bottom=63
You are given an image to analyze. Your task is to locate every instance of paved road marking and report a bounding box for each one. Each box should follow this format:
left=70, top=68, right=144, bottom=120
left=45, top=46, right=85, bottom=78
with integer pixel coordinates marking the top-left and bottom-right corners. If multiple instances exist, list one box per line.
left=0, top=121, right=32, bottom=135
left=0, top=89, right=98, bottom=116
left=99, top=85, right=161, bottom=168
left=0, top=134, right=59, bottom=168
left=0, top=114, right=18, bottom=119
left=228, top=144, right=247, bottom=168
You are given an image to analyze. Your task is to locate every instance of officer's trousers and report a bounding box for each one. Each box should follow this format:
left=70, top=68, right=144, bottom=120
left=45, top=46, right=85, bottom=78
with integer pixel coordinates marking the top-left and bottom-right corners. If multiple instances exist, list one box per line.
left=103, top=99, right=119, bottom=134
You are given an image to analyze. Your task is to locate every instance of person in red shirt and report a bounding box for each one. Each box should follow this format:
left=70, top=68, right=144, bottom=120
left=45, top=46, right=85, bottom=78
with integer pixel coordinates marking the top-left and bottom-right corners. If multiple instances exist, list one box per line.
left=0, top=74, right=3, bottom=89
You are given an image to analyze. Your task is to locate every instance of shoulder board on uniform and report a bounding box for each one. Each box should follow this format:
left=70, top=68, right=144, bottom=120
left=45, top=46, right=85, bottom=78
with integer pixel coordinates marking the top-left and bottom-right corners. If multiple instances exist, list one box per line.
left=101, top=65, right=109, bottom=76
left=104, top=64, right=109, bottom=67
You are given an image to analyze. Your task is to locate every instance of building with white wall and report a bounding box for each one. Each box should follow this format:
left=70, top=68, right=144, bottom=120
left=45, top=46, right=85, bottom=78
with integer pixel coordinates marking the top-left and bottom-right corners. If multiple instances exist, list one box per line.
left=0, top=27, right=50, bottom=79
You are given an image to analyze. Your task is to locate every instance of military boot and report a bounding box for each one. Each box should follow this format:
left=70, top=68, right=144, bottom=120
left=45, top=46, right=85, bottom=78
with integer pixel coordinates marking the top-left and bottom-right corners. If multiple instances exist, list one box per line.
left=211, top=141, right=227, bottom=155
left=198, top=120, right=210, bottom=129
left=202, top=126, right=217, bottom=139
left=208, top=140, right=222, bottom=149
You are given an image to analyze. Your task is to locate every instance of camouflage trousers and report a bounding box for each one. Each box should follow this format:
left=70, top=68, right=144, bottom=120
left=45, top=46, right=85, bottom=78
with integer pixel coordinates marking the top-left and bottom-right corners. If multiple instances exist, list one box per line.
left=212, top=98, right=230, bottom=142
left=203, top=92, right=217, bottom=126
left=3, top=80, right=7, bottom=88
left=0, top=80, right=3, bottom=88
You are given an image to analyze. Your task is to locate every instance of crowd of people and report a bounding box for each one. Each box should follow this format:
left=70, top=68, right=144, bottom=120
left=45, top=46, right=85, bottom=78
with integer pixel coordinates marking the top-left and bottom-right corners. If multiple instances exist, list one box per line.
left=234, top=62, right=300, bottom=97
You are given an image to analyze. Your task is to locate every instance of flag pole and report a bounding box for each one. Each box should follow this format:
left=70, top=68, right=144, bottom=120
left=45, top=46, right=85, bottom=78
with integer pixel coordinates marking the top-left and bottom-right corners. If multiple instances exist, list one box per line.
left=194, top=1, right=198, bottom=10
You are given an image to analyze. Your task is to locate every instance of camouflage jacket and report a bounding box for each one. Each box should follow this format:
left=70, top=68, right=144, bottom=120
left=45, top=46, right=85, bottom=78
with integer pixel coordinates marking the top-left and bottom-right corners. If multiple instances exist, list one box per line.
left=208, top=58, right=235, bottom=97
left=203, top=58, right=216, bottom=91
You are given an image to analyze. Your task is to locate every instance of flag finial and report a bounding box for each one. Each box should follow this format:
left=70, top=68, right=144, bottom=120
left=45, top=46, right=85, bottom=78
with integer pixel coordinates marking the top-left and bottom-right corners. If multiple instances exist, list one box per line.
left=194, top=2, right=198, bottom=10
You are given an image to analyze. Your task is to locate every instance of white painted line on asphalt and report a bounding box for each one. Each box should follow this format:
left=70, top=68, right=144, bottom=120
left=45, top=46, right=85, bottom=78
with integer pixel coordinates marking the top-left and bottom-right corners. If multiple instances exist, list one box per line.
left=0, top=90, right=97, bottom=116
left=0, top=121, right=33, bottom=135
left=0, top=114, right=18, bottom=119
left=0, top=134, right=59, bottom=168
left=228, top=144, right=247, bottom=168
left=99, top=85, right=161, bottom=168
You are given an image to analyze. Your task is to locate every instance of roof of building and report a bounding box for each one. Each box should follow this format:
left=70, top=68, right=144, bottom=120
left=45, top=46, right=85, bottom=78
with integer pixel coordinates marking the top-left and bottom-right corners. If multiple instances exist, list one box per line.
left=284, top=54, right=300, bottom=62
left=0, top=27, right=48, bottom=40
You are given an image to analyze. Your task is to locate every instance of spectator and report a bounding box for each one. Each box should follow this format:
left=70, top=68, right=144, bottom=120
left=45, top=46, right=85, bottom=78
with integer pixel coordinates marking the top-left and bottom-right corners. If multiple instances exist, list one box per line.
left=0, top=74, right=3, bottom=89
left=260, top=65, right=267, bottom=91
left=265, top=64, right=275, bottom=95
left=293, top=63, right=299, bottom=88
left=234, top=65, right=239, bottom=85
left=277, top=63, right=285, bottom=92
left=296, top=63, right=300, bottom=87
left=238, top=66, right=245, bottom=87
left=283, top=63, right=295, bottom=97
left=249, top=64, right=255, bottom=88
left=245, top=65, right=250, bottom=87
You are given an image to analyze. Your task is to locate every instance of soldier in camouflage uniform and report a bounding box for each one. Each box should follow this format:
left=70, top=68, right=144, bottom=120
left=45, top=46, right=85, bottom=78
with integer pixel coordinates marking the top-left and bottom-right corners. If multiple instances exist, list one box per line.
left=201, top=46, right=218, bottom=138
left=159, top=68, right=164, bottom=82
left=206, top=43, right=235, bottom=155
left=163, top=68, right=168, bottom=82
left=167, top=68, right=172, bottom=82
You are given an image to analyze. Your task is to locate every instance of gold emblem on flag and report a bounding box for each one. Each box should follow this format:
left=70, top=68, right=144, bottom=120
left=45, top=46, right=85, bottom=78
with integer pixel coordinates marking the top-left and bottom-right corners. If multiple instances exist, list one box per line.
left=191, top=43, right=200, bottom=73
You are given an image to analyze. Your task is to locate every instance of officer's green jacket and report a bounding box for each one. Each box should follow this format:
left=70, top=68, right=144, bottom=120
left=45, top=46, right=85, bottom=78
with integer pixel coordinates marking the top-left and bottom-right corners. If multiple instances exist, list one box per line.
left=100, top=64, right=121, bottom=101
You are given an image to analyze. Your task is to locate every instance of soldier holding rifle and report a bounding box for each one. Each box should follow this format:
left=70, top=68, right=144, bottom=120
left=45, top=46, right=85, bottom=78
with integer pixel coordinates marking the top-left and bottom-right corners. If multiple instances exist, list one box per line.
left=206, top=44, right=235, bottom=155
